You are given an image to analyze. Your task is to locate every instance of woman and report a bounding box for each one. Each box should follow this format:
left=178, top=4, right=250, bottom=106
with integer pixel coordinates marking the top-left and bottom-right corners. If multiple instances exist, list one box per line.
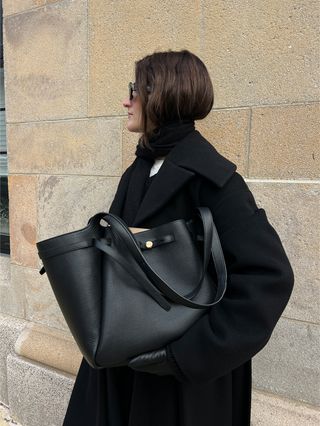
left=63, top=50, right=294, bottom=426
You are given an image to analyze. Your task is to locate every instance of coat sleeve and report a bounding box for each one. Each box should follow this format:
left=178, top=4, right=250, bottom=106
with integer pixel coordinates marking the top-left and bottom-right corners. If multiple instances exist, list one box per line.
left=169, top=174, right=294, bottom=384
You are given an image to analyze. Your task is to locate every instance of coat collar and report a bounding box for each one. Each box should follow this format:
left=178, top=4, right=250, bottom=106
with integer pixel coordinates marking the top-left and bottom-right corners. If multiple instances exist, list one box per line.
left=111, top=130, right=237, bottom=226
left=167, top=130, right=237, bottom=188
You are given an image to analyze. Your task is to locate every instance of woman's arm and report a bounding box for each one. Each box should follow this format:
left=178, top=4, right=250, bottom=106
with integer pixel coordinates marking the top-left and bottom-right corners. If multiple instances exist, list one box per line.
left=168, top=175, right=294, bottom=384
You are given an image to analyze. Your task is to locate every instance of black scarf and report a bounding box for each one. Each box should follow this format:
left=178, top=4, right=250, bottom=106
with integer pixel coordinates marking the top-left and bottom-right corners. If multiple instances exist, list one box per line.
left=121, top=120, right=195, bottom=225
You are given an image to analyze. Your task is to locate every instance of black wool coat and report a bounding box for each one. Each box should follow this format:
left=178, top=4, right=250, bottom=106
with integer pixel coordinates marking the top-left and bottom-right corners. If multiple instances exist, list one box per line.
left=63, top=130, right=294, bottom=426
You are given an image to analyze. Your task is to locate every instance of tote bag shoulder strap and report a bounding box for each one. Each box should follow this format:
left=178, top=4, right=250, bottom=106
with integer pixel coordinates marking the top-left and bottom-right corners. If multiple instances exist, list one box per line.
left=94, top=207, right=227, bottom=310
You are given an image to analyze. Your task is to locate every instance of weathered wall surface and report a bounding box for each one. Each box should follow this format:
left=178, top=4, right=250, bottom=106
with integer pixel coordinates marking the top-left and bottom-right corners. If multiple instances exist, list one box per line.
left=0, top=1, right=319, bottom=424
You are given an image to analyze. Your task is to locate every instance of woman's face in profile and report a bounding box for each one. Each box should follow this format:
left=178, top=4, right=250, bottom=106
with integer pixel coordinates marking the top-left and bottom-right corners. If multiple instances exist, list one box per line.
left=123, top=84, right=143, bottom=133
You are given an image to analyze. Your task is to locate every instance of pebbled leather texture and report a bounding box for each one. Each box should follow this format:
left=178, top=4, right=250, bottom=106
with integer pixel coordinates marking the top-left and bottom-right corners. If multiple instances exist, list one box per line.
left=36, top=208, right=227, bottom=369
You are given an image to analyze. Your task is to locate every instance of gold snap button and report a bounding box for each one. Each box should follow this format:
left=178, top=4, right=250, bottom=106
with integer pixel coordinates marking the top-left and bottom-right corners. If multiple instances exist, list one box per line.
left=145, top=240, right=153, bottom=249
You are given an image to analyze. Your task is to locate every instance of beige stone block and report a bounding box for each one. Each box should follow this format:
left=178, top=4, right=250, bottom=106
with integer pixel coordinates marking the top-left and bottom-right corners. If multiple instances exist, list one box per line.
left=201, top=1, right=319, bottom=107
left=3, top=0, right=87, bottom=122
left=196, top=109, right=250, bottom=175
left=89, top=0, right=201, bottom=116
left=0, top=282, right=25, bottom=319
left=38, top=174, right=120, bottom=241
left=121, top=109, right=250, bottom=175
left=0, top=255, right=10, bottom=287
left=10, top=264, right=68, bottom=331
left=121, top=117, right=139, bottom=172
left=248, top=181, right=319, bottom=324
left=253, top=317, right=320, bottom=406
left=15, top=322, right=81, bottom=375
left=8, top=118, right=122, bottom=176
left=252, top=389, right=320, bottom=426
left=8, top=175, right=38, bottom=268
left=0, top=314, right=26, bottom=405
left=249, top=104, right=320, bottom=179
left=3, top=1, right=58, bottom=16
left=0, top=264, right=25, bottom=319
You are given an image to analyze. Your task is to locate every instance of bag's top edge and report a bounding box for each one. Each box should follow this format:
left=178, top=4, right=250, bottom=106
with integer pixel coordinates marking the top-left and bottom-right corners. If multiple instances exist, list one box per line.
left=36, top=212, right=108, bottom=249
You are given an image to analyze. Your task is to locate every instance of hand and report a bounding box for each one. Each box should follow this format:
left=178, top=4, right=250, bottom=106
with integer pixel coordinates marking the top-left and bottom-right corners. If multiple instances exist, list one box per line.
left=128, top=347, right=172, bottom=376
left=128, top=346, right=187, bottom=382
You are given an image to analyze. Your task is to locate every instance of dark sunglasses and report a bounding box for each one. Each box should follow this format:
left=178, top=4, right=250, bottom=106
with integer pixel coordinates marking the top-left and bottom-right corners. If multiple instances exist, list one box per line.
left=128, top=82, right=152, bottom=101
left=128, top=82, right=137, bottom=101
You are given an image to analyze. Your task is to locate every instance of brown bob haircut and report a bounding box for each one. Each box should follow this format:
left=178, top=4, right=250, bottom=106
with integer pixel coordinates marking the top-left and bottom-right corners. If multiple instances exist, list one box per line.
left=135, top=49, right=214, bottom=147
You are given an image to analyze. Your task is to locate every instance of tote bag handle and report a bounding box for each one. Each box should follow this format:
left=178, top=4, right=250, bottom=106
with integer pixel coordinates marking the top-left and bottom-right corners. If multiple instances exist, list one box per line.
left=94, top=207, right=227, bottom=311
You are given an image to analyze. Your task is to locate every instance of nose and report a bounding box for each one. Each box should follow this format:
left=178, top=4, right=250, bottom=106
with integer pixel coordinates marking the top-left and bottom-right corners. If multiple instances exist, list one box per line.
left=122, top=97, right=131, bottom=108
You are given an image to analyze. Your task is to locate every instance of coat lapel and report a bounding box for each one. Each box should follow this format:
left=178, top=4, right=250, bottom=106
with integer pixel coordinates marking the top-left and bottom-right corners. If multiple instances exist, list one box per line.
left=109, top=164, right=135, bottom=216
left=168, top=130, right=237, bottom=188
left=132, top=159, right=195, bottom=226
left=111, top=130, right=237, bottom=227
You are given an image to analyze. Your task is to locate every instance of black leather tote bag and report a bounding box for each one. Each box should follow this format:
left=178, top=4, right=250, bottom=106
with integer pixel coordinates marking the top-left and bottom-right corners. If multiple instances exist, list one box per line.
left=36, top=207, right=227, bottom=369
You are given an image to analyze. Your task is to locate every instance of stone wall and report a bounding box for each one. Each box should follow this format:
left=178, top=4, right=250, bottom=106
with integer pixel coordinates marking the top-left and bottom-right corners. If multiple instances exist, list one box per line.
left=0, top=1, right=319, bottom=425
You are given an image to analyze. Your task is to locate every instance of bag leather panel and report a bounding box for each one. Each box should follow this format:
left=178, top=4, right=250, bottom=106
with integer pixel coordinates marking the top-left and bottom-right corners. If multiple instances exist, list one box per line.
left=39, top=224, right=104, bottom=369
left=96, top=222, right=216, bottom=366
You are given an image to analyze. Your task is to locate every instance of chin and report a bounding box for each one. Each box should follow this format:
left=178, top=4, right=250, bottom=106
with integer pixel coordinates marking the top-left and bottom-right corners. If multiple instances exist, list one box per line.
left=127, top=122, right=142, bottom=133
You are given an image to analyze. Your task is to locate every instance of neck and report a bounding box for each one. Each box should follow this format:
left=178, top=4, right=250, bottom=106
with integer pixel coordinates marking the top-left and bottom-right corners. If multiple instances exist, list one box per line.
left=135, top=120, right=195, bottom=161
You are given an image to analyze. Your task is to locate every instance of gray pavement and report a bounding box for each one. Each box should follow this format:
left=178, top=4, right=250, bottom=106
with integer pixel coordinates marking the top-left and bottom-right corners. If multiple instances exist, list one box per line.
left=0, top=402, right=21, bottom=426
